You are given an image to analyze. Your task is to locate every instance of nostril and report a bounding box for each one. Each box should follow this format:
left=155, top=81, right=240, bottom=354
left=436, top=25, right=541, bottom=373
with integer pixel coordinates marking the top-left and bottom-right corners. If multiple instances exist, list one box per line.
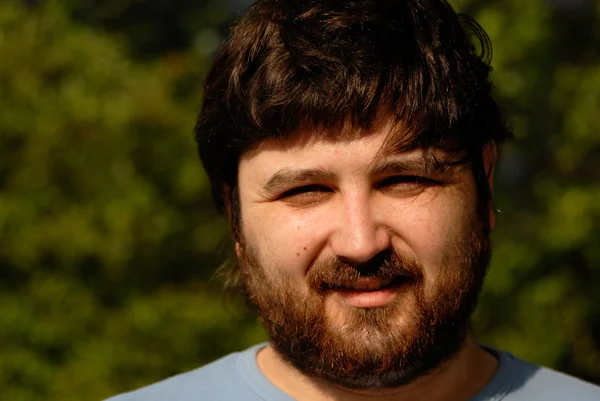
left=351, top=249, right=394, bottom=275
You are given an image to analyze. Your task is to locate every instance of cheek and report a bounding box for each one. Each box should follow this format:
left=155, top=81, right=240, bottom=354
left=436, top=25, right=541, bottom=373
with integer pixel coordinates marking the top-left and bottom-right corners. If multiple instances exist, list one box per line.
left=242, top=206, right=329, bottom=280
left=387, top=196, right=475, bottom=277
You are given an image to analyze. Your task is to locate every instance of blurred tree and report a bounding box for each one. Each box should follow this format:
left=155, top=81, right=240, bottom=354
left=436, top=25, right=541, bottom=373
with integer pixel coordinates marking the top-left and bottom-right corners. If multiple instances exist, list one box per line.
left=454, top=0, right=600, bottom=384
left=0, top=1, right=263, bottom=400
left=69, top=0, right=234, bottom=59
left=0, top=0, right=598, bottom=400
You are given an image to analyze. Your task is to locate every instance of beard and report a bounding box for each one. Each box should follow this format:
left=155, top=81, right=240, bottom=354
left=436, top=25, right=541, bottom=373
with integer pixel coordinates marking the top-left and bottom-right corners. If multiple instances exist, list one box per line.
left=237, top=213, right=491, bottom=390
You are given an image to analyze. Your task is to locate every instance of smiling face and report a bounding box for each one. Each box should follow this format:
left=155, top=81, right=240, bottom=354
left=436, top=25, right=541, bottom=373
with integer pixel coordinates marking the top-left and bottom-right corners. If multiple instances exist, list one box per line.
left=235, top=123, right=492, bottom=389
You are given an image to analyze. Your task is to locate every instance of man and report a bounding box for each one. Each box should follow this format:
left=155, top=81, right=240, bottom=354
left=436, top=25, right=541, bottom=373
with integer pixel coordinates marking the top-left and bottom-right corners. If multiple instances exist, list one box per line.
left=108, top=0, right=600, bottom=400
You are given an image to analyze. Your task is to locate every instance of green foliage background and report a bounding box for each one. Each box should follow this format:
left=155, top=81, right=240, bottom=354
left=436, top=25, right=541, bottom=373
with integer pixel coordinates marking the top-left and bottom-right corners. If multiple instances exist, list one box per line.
left=0, top=0, right=598, bottom=399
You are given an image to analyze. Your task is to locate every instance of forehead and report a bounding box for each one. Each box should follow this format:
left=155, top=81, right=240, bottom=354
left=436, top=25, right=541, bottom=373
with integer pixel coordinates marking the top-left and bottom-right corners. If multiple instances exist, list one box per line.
left=239, top=121, right=464, bottom=175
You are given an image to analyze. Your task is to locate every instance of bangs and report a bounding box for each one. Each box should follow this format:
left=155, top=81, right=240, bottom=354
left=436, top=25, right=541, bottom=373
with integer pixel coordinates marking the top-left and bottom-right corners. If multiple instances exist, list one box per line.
left=196, top=0, right=512, bottom=211
left=225, top=1, right=493, bottom=152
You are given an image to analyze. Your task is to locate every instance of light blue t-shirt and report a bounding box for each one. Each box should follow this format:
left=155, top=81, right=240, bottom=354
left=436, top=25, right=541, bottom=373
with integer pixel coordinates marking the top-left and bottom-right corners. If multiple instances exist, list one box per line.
left=106, top=343, right=600, bottom=401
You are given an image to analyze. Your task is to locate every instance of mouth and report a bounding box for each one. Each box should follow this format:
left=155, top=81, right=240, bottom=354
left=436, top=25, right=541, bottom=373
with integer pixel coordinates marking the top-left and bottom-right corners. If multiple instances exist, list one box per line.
left=324, top=275, right=411, bottom=308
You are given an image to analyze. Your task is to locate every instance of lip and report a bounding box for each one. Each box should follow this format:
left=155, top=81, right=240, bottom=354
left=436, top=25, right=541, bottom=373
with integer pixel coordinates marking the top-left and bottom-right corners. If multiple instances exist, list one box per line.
left=344, top=277, right=394, bottom=291
left=330, top=278, right=408, bottom=308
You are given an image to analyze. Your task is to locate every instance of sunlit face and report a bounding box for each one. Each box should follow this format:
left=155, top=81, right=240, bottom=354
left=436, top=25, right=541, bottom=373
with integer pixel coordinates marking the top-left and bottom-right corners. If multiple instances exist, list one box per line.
left=235, top=124, right=491, bottom=389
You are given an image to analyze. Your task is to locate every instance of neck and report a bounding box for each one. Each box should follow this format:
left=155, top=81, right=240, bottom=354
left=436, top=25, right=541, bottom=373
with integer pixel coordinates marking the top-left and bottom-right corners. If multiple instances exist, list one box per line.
left=256, top=337, right=498, bottom=401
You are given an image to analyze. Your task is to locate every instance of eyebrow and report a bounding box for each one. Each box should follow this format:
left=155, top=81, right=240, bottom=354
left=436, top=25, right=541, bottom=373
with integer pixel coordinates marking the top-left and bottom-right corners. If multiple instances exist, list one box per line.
left=261, top=156, right=442, bottom=194
left=262, top=167, right=337, bottom=194
left=368, top=158, right=435, bottom=176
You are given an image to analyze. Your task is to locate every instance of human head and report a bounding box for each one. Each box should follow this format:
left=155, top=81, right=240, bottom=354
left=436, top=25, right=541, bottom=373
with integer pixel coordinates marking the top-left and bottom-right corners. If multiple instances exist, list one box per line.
left=195, top=0, right=511, bottom=234
left=194, top=0, right=512, bottom=388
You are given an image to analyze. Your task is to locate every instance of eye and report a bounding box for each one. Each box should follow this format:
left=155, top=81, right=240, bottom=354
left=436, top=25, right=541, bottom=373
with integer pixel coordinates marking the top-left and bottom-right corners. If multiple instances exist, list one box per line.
left=378, top=175, right=440, bottom=191
left=278, top=184, right=333, bottom=204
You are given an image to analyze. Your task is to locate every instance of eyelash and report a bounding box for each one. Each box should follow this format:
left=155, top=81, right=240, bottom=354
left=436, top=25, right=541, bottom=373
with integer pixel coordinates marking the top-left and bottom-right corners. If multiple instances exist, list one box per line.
left=278, top=176, right=439, bottom=200
left=279, top=184, right=331, bottom=199
left=377, top=175, right=439, bottom=188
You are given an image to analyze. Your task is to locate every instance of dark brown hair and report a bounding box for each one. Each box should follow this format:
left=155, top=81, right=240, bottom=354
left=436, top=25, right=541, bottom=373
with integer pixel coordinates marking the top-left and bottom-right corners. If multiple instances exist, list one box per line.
left=195, top=0, right=512, bottom=234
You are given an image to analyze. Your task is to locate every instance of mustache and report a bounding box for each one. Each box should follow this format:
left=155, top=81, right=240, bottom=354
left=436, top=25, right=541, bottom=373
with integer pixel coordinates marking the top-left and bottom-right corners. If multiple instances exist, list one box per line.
left=306, top=249, right=423, bottom=292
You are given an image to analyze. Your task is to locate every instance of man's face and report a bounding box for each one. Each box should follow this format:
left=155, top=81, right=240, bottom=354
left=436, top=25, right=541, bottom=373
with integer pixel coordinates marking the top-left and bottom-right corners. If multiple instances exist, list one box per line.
left=235, top=124, right=491, bottom=389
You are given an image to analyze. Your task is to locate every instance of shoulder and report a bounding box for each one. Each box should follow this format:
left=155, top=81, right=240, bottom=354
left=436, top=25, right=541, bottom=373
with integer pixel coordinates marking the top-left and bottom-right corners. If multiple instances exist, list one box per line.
left=496, top=351, right=600, bottom=401
left=104, top=347, right=260, bottom=401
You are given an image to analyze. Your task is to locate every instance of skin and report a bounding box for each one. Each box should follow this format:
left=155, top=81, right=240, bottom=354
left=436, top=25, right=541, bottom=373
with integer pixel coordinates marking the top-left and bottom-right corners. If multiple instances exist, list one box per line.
left=235, top=123, right=498, bottom=401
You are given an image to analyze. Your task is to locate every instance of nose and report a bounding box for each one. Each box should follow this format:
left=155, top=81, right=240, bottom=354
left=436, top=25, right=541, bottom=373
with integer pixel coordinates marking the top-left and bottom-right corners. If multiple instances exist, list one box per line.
left=329, top=192, right=391, bottom=264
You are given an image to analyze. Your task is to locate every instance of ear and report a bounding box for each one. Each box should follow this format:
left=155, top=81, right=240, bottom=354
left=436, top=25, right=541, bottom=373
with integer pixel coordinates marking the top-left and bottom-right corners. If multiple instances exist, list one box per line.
left=235, top=242, right=242, bottom=259
left=483, top=143, right=497, bottom=230
left=222, top=183, right=243, bottom=258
